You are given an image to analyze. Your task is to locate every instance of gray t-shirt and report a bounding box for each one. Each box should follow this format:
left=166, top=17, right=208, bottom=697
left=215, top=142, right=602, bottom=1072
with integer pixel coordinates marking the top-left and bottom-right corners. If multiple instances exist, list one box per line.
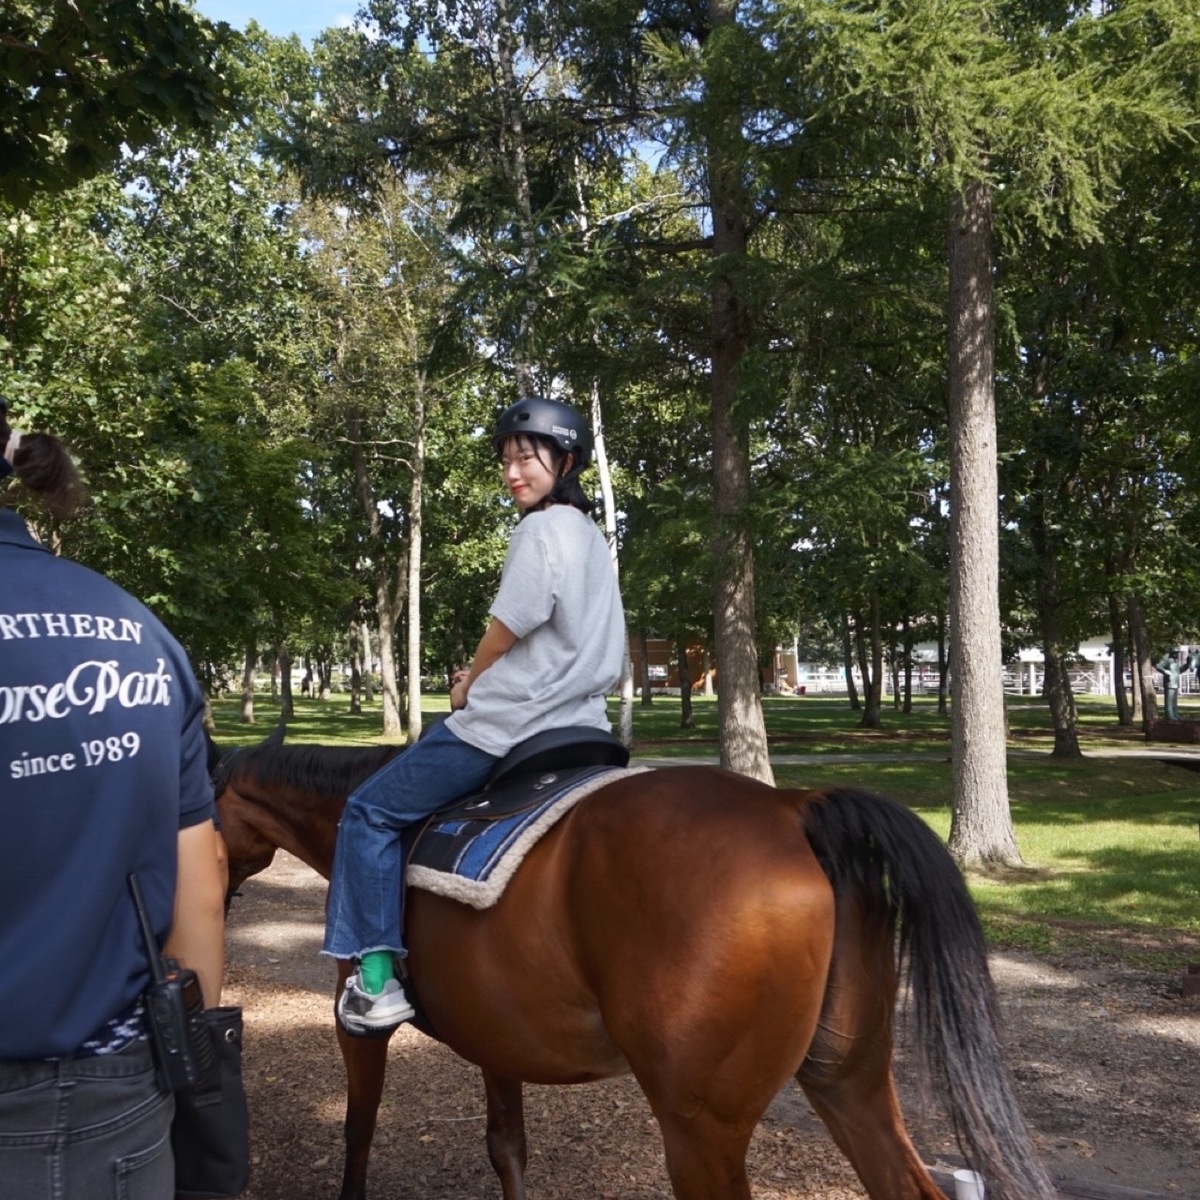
left=445, top=505, right=626, bottom=757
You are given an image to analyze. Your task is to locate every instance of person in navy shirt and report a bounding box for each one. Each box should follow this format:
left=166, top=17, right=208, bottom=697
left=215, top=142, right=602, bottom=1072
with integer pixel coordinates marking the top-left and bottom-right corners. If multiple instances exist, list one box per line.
left=0, top=403, right=226, bottom=1199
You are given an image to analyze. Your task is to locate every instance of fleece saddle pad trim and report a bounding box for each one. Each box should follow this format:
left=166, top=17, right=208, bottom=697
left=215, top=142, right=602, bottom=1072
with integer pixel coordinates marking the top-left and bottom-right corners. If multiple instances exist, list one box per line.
left=407, top=764, right=652, bottom=910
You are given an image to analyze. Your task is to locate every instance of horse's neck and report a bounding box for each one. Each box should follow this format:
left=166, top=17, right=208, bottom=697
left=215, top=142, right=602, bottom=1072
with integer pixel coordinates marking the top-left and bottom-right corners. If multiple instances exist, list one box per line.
left=252, top=785, right=345, bottom=881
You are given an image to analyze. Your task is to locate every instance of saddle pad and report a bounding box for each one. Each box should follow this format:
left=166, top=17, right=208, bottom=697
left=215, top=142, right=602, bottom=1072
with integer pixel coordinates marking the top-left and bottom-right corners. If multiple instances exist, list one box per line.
left=407, top=765, right=651, bottom=910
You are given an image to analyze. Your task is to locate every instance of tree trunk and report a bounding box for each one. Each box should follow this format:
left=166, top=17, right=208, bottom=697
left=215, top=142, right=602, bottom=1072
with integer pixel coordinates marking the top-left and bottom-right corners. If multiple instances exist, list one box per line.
left=945, top=178, right=1021, bottom=866
left=1106, top=592, right=1130, bottom=726
left=902, top=615, right=914, bottom=715
left=360, top=622, right=374, bottom=704
left=853, top=611, right=869, bottom=708
left=375, top=570, right=404, bottom=738
left=1127, top=593, right=1157, bottom=733
left=639, top=628, right=653, bottom=707
left=1130, top=637, right=1141, bottom=722
left=936, top=609, right=949, bottom=716
left=239, top=636, right=255, bottom=724
left=348, top=404, right=404, bottom=737
left=1026, top=323, right=1082, bottom=759
left=1028, top=498, right=1081, bottom=758
left=859, top=594, right=883, bottom=729
left=676, top=635, right=695, bottom=729
left=841, top=613, right=860, bottom=710
left=348, top=615, right=363, bottom=716
left=1041, top=643, right=1080, bottom=758
left=277, top=643, right=294, bottom=721
left=705, top=0, right=771, bottom=783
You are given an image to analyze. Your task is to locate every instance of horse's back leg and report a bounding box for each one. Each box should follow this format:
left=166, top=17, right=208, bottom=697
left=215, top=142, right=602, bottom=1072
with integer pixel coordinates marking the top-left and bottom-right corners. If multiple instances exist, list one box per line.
left=334, top=959, right=395, bottom=1200
left=796, top=901, right=944, bottom=1200
left=481, top=1070, right=528, bottom=1200
left=604, top=867, right=834, bottom=1200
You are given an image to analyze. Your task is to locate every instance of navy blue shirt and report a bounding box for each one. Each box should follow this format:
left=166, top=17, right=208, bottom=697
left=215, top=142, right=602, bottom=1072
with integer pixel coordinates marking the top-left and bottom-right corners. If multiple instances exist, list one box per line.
left=0, top=509, right=214, bottom=1060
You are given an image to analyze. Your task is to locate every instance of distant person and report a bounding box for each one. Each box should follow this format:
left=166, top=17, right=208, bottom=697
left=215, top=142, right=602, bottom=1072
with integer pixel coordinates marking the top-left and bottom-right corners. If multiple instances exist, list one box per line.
left=323, top=397, right=626, bottom=1034
left=1157, top=652, right=1182, bottom=721
left=0, top=402, right=225, bottom=1199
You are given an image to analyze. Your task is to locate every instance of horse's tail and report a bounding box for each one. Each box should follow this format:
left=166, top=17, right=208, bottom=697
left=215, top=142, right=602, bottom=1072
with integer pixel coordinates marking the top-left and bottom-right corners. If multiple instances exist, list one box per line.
left=800, top=787, right=1055, bottom=1200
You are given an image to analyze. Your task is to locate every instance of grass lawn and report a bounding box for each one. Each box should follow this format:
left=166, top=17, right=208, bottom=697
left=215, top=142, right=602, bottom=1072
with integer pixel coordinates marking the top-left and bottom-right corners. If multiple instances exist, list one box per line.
left=209, top=690, right=1200, bottom=970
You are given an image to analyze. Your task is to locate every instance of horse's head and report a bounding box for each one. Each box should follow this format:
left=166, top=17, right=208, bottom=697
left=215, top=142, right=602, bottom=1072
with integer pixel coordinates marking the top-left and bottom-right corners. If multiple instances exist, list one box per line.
left=207, top=726, right=291, bottom=910
left=207, top=729, right=400, bottom=907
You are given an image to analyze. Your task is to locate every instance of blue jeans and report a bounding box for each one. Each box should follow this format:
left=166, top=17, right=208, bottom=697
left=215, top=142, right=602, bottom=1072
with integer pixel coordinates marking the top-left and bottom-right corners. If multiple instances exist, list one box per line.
left=323, top=721, right=499, bottom=961
left=0, top=1039, right=173, bottom=1200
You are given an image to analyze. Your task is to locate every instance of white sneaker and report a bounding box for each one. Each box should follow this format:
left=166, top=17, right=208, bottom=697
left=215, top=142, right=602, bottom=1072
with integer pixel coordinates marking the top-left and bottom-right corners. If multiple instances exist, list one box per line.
left=336, top=973, right=415, bottom=1035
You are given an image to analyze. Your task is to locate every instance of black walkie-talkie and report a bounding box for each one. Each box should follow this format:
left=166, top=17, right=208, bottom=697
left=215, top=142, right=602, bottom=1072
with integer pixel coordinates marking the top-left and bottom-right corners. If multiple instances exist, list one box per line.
left=128, top=873, right=217, bottom=1093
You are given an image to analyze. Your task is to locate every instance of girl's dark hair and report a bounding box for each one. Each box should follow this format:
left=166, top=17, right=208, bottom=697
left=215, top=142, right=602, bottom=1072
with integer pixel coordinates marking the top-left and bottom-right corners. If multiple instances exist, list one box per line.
left=0, top=404, right=85, bottom=520
left=501, top=433, right=594, bottom=516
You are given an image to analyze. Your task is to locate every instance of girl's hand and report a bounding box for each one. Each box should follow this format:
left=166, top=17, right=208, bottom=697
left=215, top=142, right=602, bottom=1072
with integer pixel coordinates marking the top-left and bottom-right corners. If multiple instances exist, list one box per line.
left=451, top=619, right=516, bottom=712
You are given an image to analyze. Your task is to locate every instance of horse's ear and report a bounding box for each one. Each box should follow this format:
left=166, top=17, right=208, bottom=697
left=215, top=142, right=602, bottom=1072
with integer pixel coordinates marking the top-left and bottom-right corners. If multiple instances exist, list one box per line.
left=264, top=721, right=286, bottom=749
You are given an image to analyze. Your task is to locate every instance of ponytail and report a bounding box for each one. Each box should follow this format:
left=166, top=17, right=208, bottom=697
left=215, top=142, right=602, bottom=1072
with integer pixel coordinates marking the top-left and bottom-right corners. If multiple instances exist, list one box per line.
left=546, top=468, right=594, bottom=515
left=1, top=403, right=84, bottom=520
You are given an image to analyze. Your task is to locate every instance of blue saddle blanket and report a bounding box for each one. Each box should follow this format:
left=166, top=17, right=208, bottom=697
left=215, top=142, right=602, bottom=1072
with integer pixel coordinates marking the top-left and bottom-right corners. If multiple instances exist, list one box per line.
left=407, top=764, right=650, bottom=909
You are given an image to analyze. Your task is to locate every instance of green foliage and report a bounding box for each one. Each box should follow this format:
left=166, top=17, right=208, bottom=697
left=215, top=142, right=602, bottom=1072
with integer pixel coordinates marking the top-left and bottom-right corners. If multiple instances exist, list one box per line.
left=4, top=0, right=1200, bottom=756
left=0, top=0, right=236, bottom=206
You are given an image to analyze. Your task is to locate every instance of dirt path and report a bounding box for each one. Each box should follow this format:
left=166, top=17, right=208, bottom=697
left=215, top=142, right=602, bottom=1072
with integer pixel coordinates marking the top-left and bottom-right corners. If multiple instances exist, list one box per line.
left=224, top=851, right=1200, bottom=1200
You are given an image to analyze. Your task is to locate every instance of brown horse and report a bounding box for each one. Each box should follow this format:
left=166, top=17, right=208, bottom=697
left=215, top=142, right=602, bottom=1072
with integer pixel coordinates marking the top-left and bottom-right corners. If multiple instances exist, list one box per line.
left=213, top=736, right=1054, bottom=1200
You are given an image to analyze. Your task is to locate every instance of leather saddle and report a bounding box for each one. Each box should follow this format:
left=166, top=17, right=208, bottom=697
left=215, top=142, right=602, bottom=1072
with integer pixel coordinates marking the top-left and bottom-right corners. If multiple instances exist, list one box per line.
left=438, top=724, right=630, bottom=823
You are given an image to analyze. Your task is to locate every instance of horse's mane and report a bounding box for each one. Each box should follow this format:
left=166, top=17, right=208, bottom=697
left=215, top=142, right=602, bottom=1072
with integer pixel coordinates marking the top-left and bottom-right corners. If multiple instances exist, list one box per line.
left=225, top=741, right=402, bottom=799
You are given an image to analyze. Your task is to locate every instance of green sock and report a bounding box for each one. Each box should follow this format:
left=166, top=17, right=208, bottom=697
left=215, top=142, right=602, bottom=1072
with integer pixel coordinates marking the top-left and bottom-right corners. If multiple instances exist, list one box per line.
left=358, top=951, right=395, bottom=995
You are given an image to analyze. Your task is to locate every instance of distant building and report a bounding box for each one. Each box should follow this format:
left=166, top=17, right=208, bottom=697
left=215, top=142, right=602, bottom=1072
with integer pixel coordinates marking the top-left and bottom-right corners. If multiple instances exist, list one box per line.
left=630, top=635, right=1199, bottom=698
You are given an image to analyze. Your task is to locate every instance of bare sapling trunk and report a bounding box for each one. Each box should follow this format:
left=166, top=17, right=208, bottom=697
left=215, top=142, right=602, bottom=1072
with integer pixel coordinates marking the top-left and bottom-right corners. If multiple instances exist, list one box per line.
left=405, top=379, right=427, bottom=745
left=591, top=381, right=634, bottom=748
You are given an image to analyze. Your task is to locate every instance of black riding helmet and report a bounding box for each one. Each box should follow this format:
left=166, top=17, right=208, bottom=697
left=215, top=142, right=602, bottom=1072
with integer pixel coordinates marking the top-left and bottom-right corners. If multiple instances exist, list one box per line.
left=492, top=397, right=593, bottom=471
left=493, top=397, right=595, bottom=514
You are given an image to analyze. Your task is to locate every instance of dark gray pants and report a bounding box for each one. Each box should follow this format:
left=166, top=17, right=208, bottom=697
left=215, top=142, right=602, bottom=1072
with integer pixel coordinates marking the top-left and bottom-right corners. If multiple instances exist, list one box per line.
left=0, top=1039, right=173, bottom=1200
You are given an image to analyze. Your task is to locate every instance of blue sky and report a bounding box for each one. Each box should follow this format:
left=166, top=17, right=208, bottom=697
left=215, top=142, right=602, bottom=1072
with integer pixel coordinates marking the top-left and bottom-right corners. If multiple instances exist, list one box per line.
left=193, top=0, right=358, bottom=41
